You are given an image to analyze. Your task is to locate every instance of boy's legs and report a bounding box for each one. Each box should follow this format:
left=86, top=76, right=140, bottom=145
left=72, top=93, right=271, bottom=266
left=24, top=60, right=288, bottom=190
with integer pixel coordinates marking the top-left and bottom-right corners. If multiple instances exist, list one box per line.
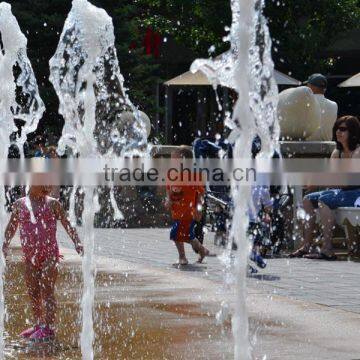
left=171, top=220, right=188, bottom=264
left=40, top=258, right=58, bottom=329
left=174, top=241, right=188, bottom=265
left=190, top=239, right=210, bottom=263
left=24, top=261, right=43, bottom=325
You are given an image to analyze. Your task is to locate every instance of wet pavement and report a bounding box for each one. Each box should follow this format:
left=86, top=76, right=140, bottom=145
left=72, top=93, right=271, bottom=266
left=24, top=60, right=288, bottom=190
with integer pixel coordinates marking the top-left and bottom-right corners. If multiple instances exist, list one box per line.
left=4, top=227, right=360, bottom=359
left=60, top=227, right=360, bottom=314
left=4, top=249, right=233, bottom=359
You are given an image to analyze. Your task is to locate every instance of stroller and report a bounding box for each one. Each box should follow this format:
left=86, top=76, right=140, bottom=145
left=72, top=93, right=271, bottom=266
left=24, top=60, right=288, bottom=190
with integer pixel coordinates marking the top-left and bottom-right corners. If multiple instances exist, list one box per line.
left=193, top=138, right=232, bottom=247
left=193, top=137, right=291, bottom=258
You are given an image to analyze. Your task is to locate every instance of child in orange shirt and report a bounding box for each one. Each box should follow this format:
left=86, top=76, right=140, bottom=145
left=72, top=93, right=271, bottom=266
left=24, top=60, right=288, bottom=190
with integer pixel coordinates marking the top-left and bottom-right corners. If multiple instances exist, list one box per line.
left=166, top=147, right=212, bottom=265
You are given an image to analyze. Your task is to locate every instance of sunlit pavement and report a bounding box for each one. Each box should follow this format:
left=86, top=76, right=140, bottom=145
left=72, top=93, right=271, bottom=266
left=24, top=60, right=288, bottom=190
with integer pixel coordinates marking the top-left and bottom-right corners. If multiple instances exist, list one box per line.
left=61, top=227, right=360, bottom=358
left=60, top=227, right=360, bottom=314
left=6, top=227, right=360, bottom=359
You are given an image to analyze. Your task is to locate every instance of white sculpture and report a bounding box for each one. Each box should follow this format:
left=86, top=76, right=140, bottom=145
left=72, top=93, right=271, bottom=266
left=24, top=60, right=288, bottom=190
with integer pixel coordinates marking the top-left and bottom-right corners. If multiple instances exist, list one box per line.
left=278, top=86, right=337, bottom=141
left=117, top=110, right=151, bottom=139
left=307, top=94, right=338, bottom=141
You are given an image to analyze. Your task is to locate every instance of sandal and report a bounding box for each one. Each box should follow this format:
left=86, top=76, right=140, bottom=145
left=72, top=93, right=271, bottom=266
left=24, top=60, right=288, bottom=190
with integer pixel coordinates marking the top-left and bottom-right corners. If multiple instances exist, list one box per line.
left=197, top=250, right=216, bottom=264
left=178, top=259, right=189, bottom=265
left=288, top=248, right=309, bottom=258
left=303, top=252, right=337, bottom=261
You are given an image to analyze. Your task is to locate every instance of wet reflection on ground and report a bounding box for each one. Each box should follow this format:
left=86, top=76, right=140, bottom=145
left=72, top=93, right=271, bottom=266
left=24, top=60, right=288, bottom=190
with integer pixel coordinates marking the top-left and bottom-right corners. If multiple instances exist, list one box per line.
left=4, top=252, right=232, bottom=359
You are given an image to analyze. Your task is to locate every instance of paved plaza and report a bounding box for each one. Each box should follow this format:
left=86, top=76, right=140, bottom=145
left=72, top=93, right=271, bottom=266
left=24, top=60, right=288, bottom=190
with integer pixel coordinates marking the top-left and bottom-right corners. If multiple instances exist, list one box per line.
left=58, top=227, right=360, bottom=314
left=6, top=226, right=360, bottom=359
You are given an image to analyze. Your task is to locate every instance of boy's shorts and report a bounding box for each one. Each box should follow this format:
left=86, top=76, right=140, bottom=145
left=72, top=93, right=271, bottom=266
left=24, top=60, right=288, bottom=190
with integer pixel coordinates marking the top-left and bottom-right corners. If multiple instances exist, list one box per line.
left=248, top=222, right=264, bottom=246
left=170, top=220, right=196, bottom=243
left=248, top=221, right=271, bottom=247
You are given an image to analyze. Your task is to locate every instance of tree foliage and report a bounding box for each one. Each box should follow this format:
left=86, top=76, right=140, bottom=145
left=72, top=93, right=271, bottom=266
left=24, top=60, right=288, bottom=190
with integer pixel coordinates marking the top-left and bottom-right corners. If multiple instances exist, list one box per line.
left=137, top=0, right=232, bottom=57
left=264, top=0, right=360, bottom=78
left=137, top=0, right=360, bottom=78
left=4, top=0, right=359, bottom=141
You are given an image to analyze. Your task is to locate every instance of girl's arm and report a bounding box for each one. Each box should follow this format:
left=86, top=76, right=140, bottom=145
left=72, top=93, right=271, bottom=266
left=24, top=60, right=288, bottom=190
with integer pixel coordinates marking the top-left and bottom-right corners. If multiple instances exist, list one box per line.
left=53, top=200, right=83, bottom=255
left=330, top=149, right=340, bottom=159
left=3, top=202, right=20, bottom=257
left=352, top=147, right=360, bottom=158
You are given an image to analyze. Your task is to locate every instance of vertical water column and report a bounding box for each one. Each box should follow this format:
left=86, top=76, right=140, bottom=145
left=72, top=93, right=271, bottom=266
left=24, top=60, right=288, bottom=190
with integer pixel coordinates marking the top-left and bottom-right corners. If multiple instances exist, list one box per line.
left=0, top=3, right=45, bottom=157
left=50, top=0, right=148, bottom=358
left=49, top=2, right=109, bottom=358
left=191, top=0, right=280, bottom=358
left=229, top=2, right=256, bottom=358
left=0, top=2, right=45, bottom=355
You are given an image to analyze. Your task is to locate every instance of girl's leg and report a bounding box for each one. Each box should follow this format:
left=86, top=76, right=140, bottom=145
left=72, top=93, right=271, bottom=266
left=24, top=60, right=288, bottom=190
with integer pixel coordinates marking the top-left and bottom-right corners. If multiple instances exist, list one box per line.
left=302, top=198, right=317, bottom=250
left=40, top=259, right=58, bottom=328
left=318, top=201, right=335, bottom=255
left=290, top=197, right=317, bottom=257
left=24, top=261, right=42, bottom=325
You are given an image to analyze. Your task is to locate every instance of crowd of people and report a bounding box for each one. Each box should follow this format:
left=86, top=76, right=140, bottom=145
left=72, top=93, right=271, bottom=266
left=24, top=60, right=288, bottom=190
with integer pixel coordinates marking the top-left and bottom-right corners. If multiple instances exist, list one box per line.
left=167, top=73, right=360, bottom=267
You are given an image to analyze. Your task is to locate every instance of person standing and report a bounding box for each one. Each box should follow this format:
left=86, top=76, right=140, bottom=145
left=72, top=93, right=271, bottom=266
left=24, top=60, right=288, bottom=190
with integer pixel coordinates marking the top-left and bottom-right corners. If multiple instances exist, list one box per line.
left=166, top=147, right=213, bottom=265
left=3, top=186, right=83, bottom=340
left=304, top=73, right=338, bottom=141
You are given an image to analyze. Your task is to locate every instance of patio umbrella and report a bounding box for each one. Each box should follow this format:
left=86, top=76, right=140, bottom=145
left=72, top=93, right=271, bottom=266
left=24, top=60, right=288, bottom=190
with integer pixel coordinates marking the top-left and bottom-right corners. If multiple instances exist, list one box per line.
left=165, top=68, right=300, bottom=87
left=338, top=73, right=360, bottom=87
left=166, top=49, right=300, bottom=87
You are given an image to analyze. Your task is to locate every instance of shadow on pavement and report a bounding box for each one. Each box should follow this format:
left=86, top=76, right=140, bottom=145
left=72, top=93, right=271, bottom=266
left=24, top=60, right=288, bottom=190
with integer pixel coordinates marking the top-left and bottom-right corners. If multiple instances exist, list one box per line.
left=171, top=264, right=207, bottom=272
left=248, top=274, right=281, bottom=281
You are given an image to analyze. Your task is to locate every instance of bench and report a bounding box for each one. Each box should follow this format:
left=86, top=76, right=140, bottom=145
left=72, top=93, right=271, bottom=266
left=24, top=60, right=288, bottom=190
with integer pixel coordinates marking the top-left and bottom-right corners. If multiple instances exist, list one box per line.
left=334, top=207, right=360, bottom=255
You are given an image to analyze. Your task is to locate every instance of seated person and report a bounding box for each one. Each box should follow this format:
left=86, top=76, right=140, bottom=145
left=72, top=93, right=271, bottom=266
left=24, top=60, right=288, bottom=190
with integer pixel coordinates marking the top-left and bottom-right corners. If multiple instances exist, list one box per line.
left=290, top=115, right=360, bottom=260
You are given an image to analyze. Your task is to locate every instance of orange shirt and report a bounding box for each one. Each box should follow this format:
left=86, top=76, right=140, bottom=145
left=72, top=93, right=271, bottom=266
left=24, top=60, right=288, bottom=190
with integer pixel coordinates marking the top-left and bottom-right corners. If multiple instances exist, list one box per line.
left=167, top=184, right=205, bottom=221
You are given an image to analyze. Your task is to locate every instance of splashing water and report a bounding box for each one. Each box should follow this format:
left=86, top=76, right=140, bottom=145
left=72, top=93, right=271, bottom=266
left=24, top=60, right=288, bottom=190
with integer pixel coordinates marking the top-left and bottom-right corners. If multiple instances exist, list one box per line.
left=49, top=0, right=147, bottom=158
left=49, top=0, right=147, bottom=358
left=0, top=3, right=45, bottom=157
left=0, top=2, right=45, bottom=356
left=192, top=0, right=279, bottom=358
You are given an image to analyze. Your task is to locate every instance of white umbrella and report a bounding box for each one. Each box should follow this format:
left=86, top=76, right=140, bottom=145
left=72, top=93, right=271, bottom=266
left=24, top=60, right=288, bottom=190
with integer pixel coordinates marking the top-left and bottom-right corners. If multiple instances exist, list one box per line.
left=338, top=73, right=360, bottom=87
left=165, top=50, right=300, bottom=87
left=165, top=68, right=300, bottom=87
left=189, top=50, right=301, bottom=88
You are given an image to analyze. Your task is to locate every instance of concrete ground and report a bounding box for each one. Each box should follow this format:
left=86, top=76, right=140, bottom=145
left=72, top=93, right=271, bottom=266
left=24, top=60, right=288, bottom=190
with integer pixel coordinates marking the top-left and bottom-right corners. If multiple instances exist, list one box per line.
left=59, top=227, right=360, bottom=314
left=5, top=227, right=360, bottom=359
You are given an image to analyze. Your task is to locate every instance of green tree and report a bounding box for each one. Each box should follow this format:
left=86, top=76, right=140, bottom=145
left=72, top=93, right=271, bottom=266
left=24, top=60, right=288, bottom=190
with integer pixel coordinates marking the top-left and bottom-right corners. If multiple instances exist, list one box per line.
left=137, top=0, right=232, bottom=57
left=264, top=0, right=360, bottom=78
left=137, top=0, right=360, bottom=78
left=5, top=0, right=359, bottom=142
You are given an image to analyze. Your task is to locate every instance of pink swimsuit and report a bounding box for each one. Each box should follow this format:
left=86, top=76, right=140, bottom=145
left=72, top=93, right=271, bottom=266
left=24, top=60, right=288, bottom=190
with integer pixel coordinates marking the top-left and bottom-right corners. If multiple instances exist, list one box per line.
left=18, top=197, right=60, bottom=268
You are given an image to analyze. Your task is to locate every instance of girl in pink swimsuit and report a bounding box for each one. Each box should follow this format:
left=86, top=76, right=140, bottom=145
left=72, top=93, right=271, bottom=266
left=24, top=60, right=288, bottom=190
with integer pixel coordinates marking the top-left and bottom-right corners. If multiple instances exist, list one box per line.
left=3, top=186, right=83, bottom=341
